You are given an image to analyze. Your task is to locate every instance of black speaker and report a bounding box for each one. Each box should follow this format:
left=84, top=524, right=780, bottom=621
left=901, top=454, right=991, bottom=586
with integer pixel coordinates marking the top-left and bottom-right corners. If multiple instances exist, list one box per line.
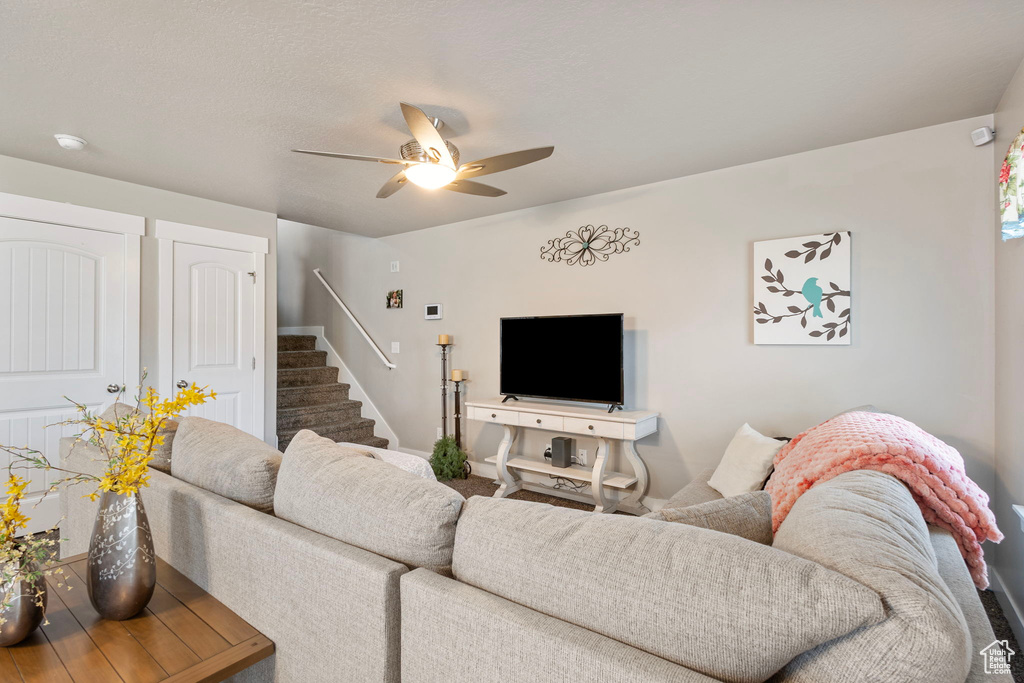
left=550, top=436, right=574, bottom=468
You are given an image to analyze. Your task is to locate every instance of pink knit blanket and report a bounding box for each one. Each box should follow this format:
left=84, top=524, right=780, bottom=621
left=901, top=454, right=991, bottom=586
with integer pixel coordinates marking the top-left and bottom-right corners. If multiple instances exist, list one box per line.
left=766, top=411, right=1003, bottom=588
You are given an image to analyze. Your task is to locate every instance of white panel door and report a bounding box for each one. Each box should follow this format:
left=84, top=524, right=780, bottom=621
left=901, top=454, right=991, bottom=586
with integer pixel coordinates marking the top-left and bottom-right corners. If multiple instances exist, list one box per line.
left=172, top=242, right=256, bottom=435
left=0, top=216, right=133, bottom=533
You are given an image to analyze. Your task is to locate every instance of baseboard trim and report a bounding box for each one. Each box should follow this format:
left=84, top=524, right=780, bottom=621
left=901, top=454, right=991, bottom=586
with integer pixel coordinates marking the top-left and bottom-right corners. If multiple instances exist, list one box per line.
left=989, top=568, right=1024, bottom=646
left=278, top=326, right=400, bottom=450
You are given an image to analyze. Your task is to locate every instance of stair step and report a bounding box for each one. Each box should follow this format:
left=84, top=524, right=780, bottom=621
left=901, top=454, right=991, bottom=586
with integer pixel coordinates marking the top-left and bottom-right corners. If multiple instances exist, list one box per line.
left=278, top=350, right=328, bottom=369
left=277, top=383, right=350, bottom=408
left=276, top=400, right=364, bottom=431
left=278, top=366, right=339, bottom=388
left=278, top=418, right=377, bottom=450
left=278, top=335, right=317, bottom=352
left=358, top=436, right=391, bottom=449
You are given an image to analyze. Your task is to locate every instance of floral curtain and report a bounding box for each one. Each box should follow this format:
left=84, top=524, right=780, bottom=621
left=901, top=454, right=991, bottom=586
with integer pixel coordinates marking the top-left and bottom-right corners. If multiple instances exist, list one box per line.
left=1000, top=126, right=1024, bottom=240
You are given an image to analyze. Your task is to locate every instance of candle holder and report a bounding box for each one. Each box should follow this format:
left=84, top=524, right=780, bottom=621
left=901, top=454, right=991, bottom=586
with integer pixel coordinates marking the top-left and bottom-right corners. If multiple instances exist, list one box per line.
left=452, top=377, right=464, bottom=450
left=437, top=341, right=450, bottom=438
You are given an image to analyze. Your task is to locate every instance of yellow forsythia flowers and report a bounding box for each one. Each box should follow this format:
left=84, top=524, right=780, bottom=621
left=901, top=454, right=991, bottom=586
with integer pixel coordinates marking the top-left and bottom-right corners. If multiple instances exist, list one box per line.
left=82, top=382, right=215, bottom=500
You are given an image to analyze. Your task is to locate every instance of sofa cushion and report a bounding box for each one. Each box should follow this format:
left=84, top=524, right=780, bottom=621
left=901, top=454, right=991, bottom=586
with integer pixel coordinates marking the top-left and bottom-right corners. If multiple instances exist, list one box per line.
left=171, top=417, right=281, bottom=513
left=644, top=490, right=773, bottom=544
left=453, top=496, right=883, bottom=683
left=274, top=429, right=465, bottom=572
left=665, top=467, right=723, bottom=508
left=772, top=470, right=971, bottom=683
left=98, top=402, right=176, bottom=473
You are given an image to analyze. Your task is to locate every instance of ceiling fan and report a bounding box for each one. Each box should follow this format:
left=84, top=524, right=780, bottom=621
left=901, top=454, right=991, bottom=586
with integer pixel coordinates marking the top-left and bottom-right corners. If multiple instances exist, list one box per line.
left=293, top=102, right=554, bottom=199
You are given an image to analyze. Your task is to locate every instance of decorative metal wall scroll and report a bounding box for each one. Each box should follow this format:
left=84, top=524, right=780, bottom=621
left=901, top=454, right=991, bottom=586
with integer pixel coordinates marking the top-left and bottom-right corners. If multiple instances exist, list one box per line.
left=540, top=224, right=640, bottom=267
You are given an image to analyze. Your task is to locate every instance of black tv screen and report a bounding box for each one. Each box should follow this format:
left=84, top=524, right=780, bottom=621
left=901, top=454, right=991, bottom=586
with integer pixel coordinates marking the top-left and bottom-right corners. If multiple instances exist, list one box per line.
left=500, top=314, right=623, bottom=406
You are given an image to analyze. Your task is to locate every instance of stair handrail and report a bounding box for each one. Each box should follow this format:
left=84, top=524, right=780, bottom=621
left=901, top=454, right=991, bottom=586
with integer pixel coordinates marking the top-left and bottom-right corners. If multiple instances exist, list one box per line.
left=313, top=268, right=397, bottom=370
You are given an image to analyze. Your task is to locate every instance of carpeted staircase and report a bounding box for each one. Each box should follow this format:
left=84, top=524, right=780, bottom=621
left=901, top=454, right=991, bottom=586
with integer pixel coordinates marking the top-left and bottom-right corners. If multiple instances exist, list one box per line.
left=277, top=335, right=389, bottom=451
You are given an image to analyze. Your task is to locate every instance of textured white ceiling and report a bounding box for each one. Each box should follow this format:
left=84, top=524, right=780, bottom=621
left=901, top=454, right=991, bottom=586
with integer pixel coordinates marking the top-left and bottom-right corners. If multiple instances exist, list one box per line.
left=3, top=1, right=1024, bottom=237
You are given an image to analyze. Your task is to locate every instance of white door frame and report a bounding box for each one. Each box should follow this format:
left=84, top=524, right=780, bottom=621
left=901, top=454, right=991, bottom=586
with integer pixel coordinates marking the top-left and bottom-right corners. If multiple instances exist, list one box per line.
left=155, top=220, right=268, bottom=439
left=0, top=191, right=143, bottom=400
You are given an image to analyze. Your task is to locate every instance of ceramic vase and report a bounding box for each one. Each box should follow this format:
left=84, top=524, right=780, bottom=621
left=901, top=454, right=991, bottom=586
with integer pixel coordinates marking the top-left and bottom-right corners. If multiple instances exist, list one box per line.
left=87, top=491, right=155, bottom=621
left=0, top=565, right=46, bottom=646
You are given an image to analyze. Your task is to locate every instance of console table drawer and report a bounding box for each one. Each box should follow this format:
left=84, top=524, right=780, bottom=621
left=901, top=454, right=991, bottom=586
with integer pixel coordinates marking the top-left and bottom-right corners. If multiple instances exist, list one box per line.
left=564, top=417, right=624, bottom=439
left=521, top=414, right=564, bottom=431
left=471, top=406, right=518, bottom=425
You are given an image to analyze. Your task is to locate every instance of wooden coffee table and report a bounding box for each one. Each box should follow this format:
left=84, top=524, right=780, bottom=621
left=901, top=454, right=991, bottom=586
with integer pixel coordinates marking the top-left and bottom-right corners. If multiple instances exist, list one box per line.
left=0, top=553, right=274, bottom=682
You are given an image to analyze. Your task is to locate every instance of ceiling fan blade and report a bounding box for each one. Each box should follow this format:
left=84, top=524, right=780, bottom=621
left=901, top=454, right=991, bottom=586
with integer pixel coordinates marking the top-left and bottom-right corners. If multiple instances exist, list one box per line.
left=443, top=180, right=507, bottom=197
left=399, top=102, right=456, bottom=169
left=456, top=146, right=554, bottom=179
left=376, top=171, right=409, bottom=199
left=293, top=149, right=411, bottom=165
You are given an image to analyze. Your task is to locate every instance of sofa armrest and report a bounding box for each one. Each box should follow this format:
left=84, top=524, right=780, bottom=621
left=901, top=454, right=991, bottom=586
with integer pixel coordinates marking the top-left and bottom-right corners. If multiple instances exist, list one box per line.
left=663, top=467, right=722, bottom=509
left=401, top=568, right=716, bottom=683
left=930, top=527, right=1012, bottom=682
left=59, top=437, right=106, bottom=558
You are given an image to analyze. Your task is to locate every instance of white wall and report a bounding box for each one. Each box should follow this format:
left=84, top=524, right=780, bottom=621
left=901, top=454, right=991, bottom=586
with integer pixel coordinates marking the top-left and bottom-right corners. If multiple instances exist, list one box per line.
left=0, top=154, right=279, bottom=444
left=279, top=115, right=996, bottom=501
left=993, top=59, right=1024, bottom=641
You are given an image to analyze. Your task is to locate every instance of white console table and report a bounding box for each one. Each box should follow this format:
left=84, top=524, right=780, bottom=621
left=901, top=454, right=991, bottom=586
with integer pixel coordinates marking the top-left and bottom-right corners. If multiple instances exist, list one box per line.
left=466, top=398, right=658, bottom=514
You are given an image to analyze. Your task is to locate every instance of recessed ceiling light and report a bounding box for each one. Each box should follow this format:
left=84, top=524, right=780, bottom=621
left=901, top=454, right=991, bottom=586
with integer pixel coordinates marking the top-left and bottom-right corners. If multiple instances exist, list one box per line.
left=54, top=134, right=87, bottom=151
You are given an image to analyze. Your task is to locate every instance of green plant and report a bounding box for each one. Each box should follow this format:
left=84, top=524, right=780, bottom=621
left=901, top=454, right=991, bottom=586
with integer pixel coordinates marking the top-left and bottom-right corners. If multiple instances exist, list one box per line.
left=429, top=436, right=468, bottom=481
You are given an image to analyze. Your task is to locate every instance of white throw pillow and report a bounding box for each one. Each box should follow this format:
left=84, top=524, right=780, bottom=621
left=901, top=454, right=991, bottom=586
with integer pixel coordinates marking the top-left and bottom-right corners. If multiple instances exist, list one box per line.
left=707, top=423, right=784, bottom=498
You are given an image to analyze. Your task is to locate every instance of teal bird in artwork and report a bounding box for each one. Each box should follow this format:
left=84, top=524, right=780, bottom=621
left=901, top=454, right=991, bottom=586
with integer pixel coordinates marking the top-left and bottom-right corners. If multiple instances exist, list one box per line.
left=802, top=277, right=824, bottom=318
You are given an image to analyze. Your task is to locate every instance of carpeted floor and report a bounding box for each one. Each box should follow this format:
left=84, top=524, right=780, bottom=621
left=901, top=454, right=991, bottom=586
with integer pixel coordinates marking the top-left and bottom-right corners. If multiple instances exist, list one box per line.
left=979, top=589, right=1024, bottom=681
left=444, top=474, right=1023, bottom=682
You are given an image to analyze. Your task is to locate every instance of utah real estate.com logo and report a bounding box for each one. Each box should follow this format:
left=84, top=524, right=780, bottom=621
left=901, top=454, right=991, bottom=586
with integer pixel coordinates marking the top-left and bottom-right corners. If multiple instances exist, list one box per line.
left=980, top=640, right=1015, bottom=675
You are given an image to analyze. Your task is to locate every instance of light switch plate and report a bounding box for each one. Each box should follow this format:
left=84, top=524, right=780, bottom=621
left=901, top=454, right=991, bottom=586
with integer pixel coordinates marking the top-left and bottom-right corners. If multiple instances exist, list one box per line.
left=391, top=342, right=400, bottom=353
left=390, top=261, right=400, bottom=273
left=436, top=427, right=443, bottom=440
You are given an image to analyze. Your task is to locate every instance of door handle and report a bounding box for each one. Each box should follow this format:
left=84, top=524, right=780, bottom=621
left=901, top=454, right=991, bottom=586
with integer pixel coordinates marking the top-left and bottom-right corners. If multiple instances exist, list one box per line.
left=176, top=380, right=188, bottom=389
left=106, top=384, right=121, bottom=394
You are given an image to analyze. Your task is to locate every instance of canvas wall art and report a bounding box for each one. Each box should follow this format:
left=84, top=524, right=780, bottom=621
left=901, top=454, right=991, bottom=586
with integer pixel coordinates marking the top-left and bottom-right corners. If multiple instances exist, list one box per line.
left=753, top=232, right=851, bottom=345
left=386, top=289, right=403, bottom=309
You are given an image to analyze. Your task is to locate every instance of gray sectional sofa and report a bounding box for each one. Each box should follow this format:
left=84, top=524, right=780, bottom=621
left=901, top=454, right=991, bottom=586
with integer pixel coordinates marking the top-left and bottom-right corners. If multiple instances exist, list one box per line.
left=60, top=419, right=1008, bottom=683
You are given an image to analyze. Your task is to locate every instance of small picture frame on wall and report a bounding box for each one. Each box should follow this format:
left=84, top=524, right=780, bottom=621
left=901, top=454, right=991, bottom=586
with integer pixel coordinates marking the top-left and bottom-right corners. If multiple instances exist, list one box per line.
left=386, top=290, right=403, bottom=309
left=425, top=303, right=443, bottom=320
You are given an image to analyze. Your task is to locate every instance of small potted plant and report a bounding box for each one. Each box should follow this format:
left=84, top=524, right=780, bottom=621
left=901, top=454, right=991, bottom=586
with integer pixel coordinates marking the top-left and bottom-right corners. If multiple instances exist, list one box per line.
left=0, top=474, right=67, bottom=646
left=0, top=377, right=214, bottom=621
left=429, top=435, right=470, bottom=481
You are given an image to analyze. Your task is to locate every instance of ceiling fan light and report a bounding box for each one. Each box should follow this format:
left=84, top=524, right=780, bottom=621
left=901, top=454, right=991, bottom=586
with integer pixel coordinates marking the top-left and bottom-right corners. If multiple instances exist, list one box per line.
left=405, top=162, right=456, bottom=190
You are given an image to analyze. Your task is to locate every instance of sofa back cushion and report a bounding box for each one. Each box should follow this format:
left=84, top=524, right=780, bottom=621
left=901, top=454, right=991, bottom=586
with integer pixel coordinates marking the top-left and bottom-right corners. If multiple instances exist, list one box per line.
left=772, top=470, right=971, bottom=682
left=453, top=496, right=884, bottom=683
left=98, top=402, right=176, bottom=473
left=274, top=429, right=465, bottom=572
left=644, top=490, right=773, bottom=544
left=171, top=417, right=281, bottom=513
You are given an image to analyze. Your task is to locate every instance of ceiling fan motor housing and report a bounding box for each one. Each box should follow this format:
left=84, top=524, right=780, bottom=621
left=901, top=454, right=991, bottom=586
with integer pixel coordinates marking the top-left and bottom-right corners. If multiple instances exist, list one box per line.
left=401, top=139, right=460, bottom=168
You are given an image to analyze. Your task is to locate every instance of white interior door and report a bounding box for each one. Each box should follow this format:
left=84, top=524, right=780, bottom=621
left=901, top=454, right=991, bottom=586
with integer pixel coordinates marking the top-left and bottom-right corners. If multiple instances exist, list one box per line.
left=171, top=242, right=257, bottom=435
left=0, top=216, right=137, bottom=533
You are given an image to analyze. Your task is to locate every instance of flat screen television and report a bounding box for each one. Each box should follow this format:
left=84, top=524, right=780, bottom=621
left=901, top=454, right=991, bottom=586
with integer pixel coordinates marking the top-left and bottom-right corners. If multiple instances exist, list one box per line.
left=500, top=313, right=624, bottom=407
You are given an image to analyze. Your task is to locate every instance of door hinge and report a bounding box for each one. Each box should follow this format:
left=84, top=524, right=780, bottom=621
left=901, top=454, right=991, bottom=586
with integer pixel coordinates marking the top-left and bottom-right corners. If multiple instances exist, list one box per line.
left=252, top=357, right=256, bottom=370
left=247, top=271, right=257, bottom=283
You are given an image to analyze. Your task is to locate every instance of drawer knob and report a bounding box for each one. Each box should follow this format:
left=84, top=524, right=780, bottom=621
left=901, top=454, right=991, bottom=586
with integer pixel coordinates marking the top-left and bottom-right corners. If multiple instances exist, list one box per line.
left=491, top=413, right=497, bottom=418
left=536, top=418, right=542, bottom=424
left=588, top=425, right=594, bottom=430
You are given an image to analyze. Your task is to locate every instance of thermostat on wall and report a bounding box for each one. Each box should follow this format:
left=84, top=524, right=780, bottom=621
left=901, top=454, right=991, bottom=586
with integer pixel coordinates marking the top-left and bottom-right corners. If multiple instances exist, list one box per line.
left=425, top=304, right=443, bottom=320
